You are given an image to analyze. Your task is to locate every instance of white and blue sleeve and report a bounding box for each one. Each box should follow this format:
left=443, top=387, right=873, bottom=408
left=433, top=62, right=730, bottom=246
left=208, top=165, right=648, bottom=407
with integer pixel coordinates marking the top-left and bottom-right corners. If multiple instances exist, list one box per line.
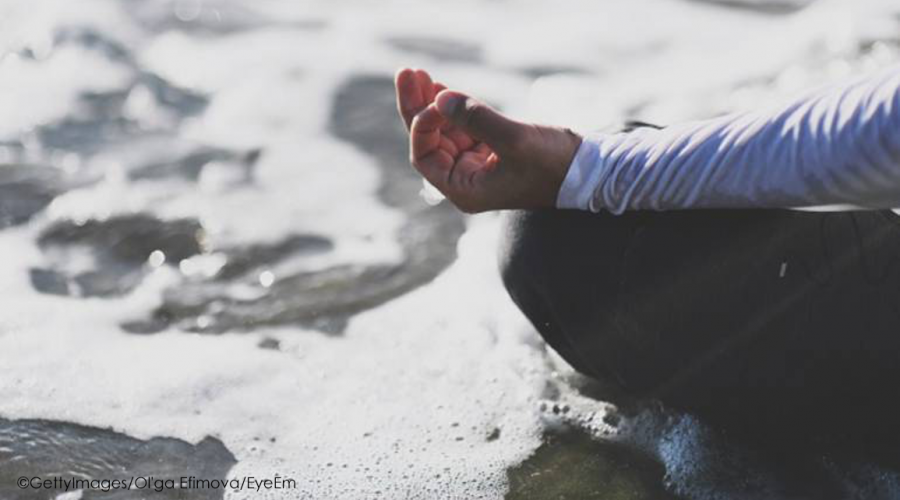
left=556, top=66, right=900, bottom=213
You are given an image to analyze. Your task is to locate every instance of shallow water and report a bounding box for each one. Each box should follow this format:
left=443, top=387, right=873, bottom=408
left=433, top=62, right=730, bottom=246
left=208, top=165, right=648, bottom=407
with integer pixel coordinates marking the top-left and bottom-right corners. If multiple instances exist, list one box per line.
left=1, top=0, right=900, bottom=498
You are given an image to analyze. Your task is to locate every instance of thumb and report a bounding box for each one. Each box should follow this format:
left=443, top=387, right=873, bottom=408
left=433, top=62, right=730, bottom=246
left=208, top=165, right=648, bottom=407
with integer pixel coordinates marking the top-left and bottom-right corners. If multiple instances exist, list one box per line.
left=435, top=90, right=526, bottom=153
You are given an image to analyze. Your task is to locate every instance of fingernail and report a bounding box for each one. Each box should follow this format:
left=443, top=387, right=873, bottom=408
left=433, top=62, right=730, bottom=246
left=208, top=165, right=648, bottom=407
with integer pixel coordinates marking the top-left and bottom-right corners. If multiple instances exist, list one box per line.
left=438, top=95, right=462, bottom=118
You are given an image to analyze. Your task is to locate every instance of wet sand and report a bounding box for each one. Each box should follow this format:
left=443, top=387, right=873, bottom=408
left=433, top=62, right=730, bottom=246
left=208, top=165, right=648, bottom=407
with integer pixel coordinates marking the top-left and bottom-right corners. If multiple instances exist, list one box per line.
left=2, top=0, right=900, bottom=498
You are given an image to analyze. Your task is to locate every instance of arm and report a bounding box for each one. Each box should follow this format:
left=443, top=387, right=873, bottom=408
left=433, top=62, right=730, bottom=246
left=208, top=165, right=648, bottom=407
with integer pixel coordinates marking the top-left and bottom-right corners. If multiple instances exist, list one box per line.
left=558, top=66, right=900, bottom=213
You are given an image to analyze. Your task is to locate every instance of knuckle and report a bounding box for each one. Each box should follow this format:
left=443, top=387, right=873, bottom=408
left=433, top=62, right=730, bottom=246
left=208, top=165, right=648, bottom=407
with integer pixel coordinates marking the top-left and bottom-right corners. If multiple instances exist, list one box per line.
left=463, top=101, right=486, bottom=127
left=409, top=113, right=422, bottom=129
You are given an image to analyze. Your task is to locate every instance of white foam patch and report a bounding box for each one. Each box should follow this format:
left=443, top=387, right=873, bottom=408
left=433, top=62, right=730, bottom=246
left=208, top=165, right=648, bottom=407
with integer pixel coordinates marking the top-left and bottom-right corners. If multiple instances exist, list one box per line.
left=0, top=47, right=131, bottom=138
left=0, top=216, right=550, bottom=499
left=1, top=0, right=899, bottom=498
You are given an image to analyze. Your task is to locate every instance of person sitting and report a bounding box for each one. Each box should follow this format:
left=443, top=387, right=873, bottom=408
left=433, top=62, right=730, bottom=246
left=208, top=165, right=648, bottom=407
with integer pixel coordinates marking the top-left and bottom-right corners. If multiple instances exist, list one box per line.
left=394, top=66, right=900, bottom=448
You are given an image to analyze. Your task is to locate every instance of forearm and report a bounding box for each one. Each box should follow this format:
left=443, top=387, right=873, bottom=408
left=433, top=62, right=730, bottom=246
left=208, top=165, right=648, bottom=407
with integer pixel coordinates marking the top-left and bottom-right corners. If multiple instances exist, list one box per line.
left=557, top=66, right=900, bottom=213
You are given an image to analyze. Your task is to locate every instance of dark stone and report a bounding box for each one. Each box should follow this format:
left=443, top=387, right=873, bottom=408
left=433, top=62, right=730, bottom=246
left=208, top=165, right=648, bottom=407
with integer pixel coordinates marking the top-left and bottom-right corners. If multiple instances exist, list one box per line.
left=151, top=262, right=396, bottom=334
left=0, top=165, right=71, bottom=229
left=125, top=233, right=337, bottom=332
left=258, top=337, right=280, bottom=350
left=385, top=36, right=482, bottom=63
left=518, top=65, right=591, bottom=80
left=28, top=268, right=70, bottom=296
left=213, top=234, right=331, bottom=280
left=684, top=0, right=815, bottom=15
left=35, top=100, right=134, bottom=154
left=37, top=72, right=208, bottom=156
left=120, top=315, right=170, bottom=335
left=53, top=26, right=134, bottom=63
left=129, top=145, right=254, bottom=182
left=39, top=215, right=203, bottom=264
left=505, top=428, right=676, bottom=500
left=34, top=215, right=204, bottom=297
left=0, top=417, right=236, bottom=500
left=135, top=71, right=209, bottom=118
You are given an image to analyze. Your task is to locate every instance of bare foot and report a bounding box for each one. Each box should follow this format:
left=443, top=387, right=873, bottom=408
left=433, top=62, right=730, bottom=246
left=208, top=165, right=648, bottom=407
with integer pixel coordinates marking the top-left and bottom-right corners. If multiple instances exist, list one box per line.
left=395, top=68, right=582, bottom=213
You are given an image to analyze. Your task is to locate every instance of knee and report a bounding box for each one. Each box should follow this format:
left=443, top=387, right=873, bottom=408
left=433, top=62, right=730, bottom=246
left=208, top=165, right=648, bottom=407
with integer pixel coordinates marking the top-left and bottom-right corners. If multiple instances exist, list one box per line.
left=497, top=210, right=580, bottom=365
left=496, top=209, right=625, bottom=380
left=497, top=210, right=552, bottom=301
left=498, top=208, right=624, bottom=297
left=497, top=208, right=603, bottom=339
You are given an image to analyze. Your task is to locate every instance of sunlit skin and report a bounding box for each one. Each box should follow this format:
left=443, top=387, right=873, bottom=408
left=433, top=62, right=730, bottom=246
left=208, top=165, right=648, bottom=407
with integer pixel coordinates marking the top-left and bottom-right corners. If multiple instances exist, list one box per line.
left=394, top=68, right=583, bottom=213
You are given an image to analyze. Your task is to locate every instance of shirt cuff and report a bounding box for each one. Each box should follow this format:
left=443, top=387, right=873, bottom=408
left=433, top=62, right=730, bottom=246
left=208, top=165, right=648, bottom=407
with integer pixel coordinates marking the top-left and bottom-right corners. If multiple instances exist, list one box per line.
left=555, top=138, right=603, bottom=211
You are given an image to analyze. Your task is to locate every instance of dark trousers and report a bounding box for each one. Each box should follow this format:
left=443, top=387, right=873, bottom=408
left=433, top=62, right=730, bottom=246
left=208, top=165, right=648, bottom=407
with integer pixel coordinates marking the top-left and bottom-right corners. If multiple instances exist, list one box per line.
left=499, top=208, right=900, bottom=447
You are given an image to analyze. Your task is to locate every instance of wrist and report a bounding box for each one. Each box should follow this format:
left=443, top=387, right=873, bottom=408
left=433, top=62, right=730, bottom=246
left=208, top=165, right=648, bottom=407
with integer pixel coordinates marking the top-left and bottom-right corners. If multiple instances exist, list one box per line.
left=545, top=127, right=583, bottom=208
left=556, top=135, right=601, bottom=211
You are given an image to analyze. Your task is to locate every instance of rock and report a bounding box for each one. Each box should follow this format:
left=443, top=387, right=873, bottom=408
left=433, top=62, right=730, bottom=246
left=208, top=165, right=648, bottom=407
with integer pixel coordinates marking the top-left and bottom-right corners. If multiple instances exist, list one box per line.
left=0, top=417, right=236, bottom=500
left=33, top=215, right=203, bottom=297
left=0, top=164, right=72, bottom=229
left=505, top=428, right=675, bottom=500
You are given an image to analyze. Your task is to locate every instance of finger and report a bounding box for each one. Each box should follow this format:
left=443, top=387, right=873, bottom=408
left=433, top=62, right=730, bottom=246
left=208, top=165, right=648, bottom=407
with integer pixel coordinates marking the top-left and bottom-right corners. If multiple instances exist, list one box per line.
left=410, top=105, right=454, bottom=192
left=412, top=68, right=427, bottom=104
left=446, top=128, right=475, bottom=151
left=447, top=150, right=497, bottom=200
left=395, top=68, right=423, bottom=129
left=412, top=105, right=460, bottom=162
left=415, top=149, right=454, bottom=194
left=434, top=83, right=452, bottom=132
left=435, top=90, right=527, bottom=154
left=461, top=142, right=491, bottom=163
left=439, top=135, right=459, bottom=158
left=410, top=104, right=447, bottom=162
left=431, top=84, right=475, bottom=149
left=415, top=69, right=436, bottom=104
left=474, top=142, right=492, bottom=157
left=434, top=82, right=451, bottom=132
left=454, top=152, right=487, bottom=183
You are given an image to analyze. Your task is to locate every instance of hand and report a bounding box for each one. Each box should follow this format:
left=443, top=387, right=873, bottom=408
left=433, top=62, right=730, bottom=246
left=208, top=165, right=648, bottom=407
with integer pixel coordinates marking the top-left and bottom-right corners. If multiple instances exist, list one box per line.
left=395, top=68, right=582, bottom=213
